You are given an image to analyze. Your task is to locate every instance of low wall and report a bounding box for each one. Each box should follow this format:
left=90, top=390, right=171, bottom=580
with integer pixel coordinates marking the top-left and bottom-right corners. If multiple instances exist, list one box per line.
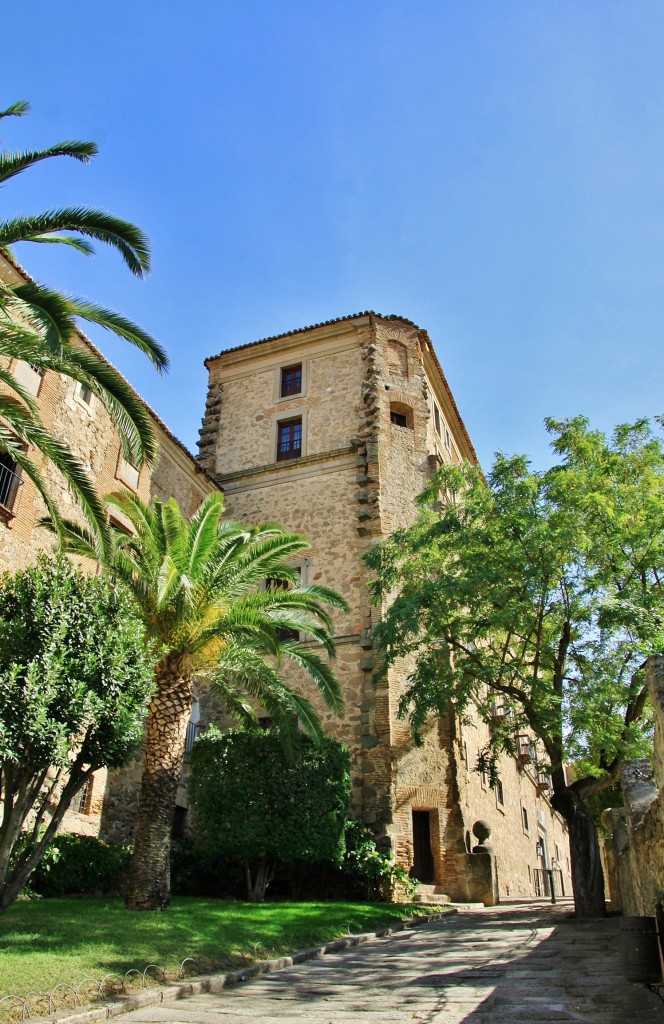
left=602, top=655, right=664, bottom=915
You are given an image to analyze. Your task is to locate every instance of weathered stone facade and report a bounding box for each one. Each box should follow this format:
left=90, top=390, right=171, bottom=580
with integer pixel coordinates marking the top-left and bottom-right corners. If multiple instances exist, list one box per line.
left=601, top=655, right=664, bottom=916
left=201, top=312, right=571, bottom=901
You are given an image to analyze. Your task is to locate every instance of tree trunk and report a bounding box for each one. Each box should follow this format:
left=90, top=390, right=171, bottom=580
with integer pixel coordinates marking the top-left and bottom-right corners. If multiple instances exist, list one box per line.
left=246, top=855, right=274, bottom=902
left=125, top=655, right=193, bottom=911
left=552, top=785, right=606, bottom=918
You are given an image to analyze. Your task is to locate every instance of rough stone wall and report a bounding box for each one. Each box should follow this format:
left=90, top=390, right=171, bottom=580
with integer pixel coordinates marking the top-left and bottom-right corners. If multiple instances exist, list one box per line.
left=206, top=327, right=372, bottom=815
left=200, top=315, right=572, bottom=903
left=201, top=339, right=364, bottom=478
left=458, top=717, right=572, bottom=899
left=604, top=655, right=664, bottom=916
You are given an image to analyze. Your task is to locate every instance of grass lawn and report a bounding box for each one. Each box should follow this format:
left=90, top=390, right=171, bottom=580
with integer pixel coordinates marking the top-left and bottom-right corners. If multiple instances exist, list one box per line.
left=0, top=898, right=429, bottom=1001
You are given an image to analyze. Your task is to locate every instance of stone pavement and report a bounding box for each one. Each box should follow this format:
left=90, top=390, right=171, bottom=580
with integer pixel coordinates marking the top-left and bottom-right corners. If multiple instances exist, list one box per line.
left=120, top=901, right=664, bottom=1023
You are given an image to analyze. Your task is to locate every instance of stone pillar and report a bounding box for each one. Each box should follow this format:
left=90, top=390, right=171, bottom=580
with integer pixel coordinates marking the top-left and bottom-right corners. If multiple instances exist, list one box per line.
left=464, top=820, right=499, bottom=907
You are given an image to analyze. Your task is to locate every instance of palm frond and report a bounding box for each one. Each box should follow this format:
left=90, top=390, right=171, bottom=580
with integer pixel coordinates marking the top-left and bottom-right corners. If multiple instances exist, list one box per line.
left=0, top=208, right=151, bottom=277
left=278, top=642, right=344, bottom=715
left=0, top=141, right=98, bottom=185
left=0, top=100, right=30, bottom=120
left=0, top=428, right=63, bottom=540
left=0, top=99, right=29, bottom=119
left=66, top=297, right=168, bottom=371
left=25, top=235, right=95, bottom=256
left=0, top=397, right=108, bottom=558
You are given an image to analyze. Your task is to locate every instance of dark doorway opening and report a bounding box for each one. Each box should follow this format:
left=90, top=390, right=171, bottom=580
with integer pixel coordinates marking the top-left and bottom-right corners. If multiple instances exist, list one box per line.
left=412, top=810, right=435, bottom=883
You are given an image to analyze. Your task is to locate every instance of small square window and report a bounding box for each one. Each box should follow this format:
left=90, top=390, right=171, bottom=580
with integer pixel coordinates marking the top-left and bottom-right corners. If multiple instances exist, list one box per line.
left=277, top=417, right=302, bottom=461
left=280, top=364, right=302, bottom=398
left=434, top=405, right=441, bottom=436
left=390, top=411, right=408, bottom=428
left=522, top=806, right=529, bottom=833
left=445, top=427, right=452, bottom=453
left=76, top=382, right=94, bottom=407
left=496, top=780, right=505, bottom=807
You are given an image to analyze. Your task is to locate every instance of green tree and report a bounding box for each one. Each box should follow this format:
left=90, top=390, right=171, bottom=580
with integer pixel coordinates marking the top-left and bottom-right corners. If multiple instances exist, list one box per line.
left=366, top=417, right=663, bottom=918
left=0, top=100, right=168, bottom=556
left=190, top=728, right=350, bottom=901
left=58, top=490, right=349, bottom=910
left=0, top=557, right=155, bottom=912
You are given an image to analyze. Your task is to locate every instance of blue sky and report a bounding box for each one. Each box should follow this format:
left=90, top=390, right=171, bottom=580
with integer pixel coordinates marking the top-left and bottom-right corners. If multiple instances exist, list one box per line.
left=4, top=2, right=663, bottom=469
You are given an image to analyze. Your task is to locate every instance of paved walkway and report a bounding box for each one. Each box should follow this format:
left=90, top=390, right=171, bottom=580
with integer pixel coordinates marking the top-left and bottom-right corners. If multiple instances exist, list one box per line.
left=121, top=902, right=664, bottom=1023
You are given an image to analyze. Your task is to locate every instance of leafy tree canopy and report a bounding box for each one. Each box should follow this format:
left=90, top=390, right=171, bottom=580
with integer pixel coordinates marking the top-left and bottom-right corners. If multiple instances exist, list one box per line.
left=365, top=416, right=663, bottom=916
left=0, top=556, right=155, bottom=911
left=189, top=728, right=350, bottom=900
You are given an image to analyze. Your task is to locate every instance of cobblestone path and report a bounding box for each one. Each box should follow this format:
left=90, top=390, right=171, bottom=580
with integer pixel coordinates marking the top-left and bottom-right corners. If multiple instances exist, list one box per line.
left=121, top=902, right=664, bottom=1023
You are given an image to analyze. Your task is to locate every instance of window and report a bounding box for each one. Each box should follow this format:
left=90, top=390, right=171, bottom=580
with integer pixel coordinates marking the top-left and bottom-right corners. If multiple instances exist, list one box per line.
left=495, top=780, right=505, bottom=807
left=522, top=806, right=529, bottom=833
left=76, top=382, right=94, bottom=407
left=116, top=454, right=140, bottom=491
left=434, top=405, right=441, bottom=436
left=445, top=427, right=452, bottom=453
left=277, top=417, right=302, bottom=461
left=13, top=360, right=42, bottom=397
left=280, top=364, right=302, bottom=398
left=387, top=340, right=408, bottom=377
left=0, top=451, right=22, bottom=513
left=70, top=777, right=92, bottom=815
left=266, top=568, right=301, bottom=640
left=389, top=403, right=414, bottom=429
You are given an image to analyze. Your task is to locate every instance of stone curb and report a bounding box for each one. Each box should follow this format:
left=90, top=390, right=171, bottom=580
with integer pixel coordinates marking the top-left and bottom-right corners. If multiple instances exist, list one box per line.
left=30, top=909, right=457, bottom=1024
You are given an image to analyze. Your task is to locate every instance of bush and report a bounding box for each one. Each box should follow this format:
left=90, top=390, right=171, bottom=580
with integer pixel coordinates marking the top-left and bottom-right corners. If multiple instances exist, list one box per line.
left=288, top=820, right=417, bottom=902
left=29, top=835, right=131, bottom=896
left=340, top=820, right=417, bottom=900
left=189, top=728, right=350, bottom=900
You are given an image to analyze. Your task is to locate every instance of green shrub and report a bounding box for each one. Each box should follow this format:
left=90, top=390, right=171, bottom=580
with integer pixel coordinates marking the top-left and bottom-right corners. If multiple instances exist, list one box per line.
left=340, top=819, right=417, bottom=900
left=189, top=728, right=350, bottom=900
left=29, top=835, right=131, bottom=896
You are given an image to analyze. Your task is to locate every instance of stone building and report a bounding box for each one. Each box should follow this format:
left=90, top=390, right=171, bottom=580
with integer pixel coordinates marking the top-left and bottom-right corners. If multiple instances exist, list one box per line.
left=0, top=254, right=218, bottom=837
left=199, top=311, right=571, bottom=901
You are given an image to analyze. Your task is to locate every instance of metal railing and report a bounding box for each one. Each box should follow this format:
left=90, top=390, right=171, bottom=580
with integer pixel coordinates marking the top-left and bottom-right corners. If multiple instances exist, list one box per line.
left=0, top=462, right=22, bottom=512
left=533, top=867, right=564, bottom=899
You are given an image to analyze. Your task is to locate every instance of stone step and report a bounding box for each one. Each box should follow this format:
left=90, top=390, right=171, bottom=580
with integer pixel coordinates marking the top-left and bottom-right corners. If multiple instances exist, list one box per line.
left=413, top=884, right=452, bottom=905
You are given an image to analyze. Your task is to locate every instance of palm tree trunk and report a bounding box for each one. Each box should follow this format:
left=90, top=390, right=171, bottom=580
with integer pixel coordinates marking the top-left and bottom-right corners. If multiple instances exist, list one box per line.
left=125, top=654, right=193, bottom=910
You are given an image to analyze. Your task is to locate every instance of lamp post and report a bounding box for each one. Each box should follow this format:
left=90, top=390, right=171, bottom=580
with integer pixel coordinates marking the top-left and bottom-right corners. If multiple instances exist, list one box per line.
left=547, top=858, right=558, bottom=905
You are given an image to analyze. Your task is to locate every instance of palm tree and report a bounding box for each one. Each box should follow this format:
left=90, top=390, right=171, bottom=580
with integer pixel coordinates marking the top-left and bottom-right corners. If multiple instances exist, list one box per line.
left=57, top=490, right=349, bottom=910
left=0, top=99, right=168, bottom=556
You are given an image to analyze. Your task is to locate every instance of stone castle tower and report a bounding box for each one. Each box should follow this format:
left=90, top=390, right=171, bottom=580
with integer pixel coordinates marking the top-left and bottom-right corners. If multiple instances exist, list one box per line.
left=199, top=311, right=571, bottom=900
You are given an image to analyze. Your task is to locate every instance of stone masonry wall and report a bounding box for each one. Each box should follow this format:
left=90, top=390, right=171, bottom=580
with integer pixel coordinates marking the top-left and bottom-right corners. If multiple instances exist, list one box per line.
left=603, top=655, right=664, bottom=915
left=200, top=314, right=572, bottom=902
